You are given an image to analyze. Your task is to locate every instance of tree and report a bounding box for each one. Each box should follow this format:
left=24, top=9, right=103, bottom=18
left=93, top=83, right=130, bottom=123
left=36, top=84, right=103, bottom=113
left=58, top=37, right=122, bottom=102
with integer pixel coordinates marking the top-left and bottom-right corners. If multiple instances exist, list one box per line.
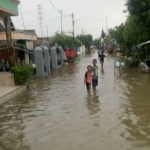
left=108, top=23, right=125, bottom=45
left=52, top=33, right=81, bottom=49
left=76, top=34, right=93, bottom=49
left=125, top=0, right=150, bottom=43
left=93, top=39, right=101, bottom=49
left=123, top=15, right=144, bottom=45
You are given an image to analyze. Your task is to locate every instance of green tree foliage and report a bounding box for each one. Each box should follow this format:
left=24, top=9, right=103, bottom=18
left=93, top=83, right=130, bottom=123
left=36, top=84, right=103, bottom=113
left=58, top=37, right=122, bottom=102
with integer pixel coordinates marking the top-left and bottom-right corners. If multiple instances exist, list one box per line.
left=109, top=23, right=125, bottom=45
left=76, top=34, right=93, bottom=49
left=93, top=39, right=101, bottom=48
left=125, top=0, right=150, bottom=43
left=52, top=33, right=81, bottom=49
left=123, top=15, right=144, bottom=45
left=126, top=0, right=150, bottom=24
left=108, top=1, right=150, bottom=47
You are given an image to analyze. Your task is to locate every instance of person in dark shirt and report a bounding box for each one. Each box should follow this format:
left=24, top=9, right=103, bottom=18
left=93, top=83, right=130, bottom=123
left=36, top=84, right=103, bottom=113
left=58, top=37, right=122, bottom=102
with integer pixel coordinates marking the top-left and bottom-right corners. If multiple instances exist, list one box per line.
left=98, top=51, right=107, bottom=68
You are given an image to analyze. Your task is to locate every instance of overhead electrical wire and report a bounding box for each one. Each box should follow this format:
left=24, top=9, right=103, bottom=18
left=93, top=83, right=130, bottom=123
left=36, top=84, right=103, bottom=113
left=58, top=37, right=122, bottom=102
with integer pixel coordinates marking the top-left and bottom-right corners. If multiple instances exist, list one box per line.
left=46, top=0, right=71, bottom=16
left=46, top=0, right=60, bottom=12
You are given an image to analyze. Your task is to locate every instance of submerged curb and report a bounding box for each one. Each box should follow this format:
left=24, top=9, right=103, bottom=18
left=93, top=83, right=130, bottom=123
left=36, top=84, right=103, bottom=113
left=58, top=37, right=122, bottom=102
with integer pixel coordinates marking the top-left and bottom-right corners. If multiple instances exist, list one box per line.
left=0, top=85, right=27, bottom=105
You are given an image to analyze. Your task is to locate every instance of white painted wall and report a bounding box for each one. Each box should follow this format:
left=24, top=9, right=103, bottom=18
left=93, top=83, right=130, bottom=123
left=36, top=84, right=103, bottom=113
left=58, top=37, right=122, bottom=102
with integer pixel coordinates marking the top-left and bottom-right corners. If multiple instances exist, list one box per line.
left=24, top=52, right=29, bottom=64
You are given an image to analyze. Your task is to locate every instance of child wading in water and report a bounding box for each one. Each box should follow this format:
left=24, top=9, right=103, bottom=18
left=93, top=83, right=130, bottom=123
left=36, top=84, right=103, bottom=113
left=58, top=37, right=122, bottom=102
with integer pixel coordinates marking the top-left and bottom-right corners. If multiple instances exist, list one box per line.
left=92, top=59, right=98, bottom=91
left=84, top=65, right=93, bottom=92
left=99, top=51, right=107, bottom=68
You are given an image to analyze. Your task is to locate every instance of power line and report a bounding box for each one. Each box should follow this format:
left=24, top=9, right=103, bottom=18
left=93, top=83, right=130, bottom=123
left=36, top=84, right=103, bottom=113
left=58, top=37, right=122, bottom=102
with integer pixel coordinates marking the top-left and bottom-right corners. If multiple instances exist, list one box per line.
left=47, top=0, right=60, bottom=13
left=46, top=0, right=71, bottom=16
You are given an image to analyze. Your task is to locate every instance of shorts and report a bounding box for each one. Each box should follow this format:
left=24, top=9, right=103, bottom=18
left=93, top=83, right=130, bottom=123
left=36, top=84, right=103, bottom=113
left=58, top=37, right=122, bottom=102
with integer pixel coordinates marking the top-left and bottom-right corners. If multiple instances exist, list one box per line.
left=92, top=79, right=98, bottom=87
left=86, top=83, right=91, bottom=90
left=100, top=59, right=104, bottom=63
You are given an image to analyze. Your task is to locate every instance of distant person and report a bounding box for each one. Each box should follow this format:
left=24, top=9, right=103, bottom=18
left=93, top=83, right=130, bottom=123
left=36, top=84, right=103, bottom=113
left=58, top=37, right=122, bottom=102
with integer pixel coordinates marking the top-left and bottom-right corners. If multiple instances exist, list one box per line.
left=98, top=51, right=108, bottom=68
left=84, top=65, right=93, bottom=92
left=93, top=49, right=95, bottom=53
left=110, top=46, right=114, bottom=56
left=98, top=49, right=101, bottom=57
left=92, top=59, right=98, bottom=91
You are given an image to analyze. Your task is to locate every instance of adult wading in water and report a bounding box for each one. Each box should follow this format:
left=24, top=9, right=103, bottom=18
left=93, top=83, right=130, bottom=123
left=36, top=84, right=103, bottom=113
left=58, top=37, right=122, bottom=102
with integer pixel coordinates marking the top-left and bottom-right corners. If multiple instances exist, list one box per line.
left=98, top=51, right=107, bottom=68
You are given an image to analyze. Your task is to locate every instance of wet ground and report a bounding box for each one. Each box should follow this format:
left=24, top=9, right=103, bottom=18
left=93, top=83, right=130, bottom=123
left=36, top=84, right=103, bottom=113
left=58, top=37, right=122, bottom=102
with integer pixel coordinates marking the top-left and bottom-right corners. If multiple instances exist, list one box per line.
left=0, top=52, right=150, bottom=150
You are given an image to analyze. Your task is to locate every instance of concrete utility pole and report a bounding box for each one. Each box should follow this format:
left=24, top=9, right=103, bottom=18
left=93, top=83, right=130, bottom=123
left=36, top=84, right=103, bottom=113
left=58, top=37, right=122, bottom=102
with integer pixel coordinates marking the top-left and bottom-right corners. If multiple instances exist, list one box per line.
left=82, top=29, right=86, bottom=35
left=4, top=17, right=13, bottom=51
left=4, top=17, right=16, bottom=66
left=37, top=5, right=44, bottom=37
left=72, top=13, right=74, bottom=39
left=46, top=25, right=48, bottom=37
left=71, top=13, right=80, bottom=39
left=106, top=17, right=108, bottom=35
left=60, top=10, right=63, bottom=34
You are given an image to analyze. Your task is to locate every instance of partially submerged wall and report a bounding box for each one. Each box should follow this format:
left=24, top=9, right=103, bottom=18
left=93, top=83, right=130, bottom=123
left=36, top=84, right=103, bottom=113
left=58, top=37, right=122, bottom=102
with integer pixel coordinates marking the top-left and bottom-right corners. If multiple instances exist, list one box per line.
left=0, top=72, right=15, bottom=86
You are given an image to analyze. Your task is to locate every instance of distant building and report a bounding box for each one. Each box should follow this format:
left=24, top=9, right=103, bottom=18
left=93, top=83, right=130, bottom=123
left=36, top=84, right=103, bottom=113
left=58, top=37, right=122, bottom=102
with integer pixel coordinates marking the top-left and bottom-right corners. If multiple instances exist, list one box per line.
left=0, top=23, right=37, bottom=65
left=0, top=0, right=38, bottom=67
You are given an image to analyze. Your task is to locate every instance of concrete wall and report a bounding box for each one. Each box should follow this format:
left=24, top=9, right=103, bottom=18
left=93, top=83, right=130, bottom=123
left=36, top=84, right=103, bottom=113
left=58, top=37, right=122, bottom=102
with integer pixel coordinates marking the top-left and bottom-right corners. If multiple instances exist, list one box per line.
left=75, top=45, right=86, bottom=55
left=0, top=72, right=15, bottom=86
left=36, top=37, right=51, bottom=46
left=81, top=45, right=86, bottom=55
left=26, top=41, right=34, bottom=50
left=24, top=52, right=29, bottom=64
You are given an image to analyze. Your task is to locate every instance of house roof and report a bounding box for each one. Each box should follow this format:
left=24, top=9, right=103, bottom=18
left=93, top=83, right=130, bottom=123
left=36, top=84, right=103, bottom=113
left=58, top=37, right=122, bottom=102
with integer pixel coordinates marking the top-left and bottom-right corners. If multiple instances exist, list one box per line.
left=0, top=30, right=37, bottom=41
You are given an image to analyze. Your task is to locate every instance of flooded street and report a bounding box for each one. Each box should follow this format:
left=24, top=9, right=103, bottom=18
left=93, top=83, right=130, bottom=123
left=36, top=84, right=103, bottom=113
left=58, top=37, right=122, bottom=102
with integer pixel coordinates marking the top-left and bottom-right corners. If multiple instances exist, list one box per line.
left=0, top=53, right=150, bottom=150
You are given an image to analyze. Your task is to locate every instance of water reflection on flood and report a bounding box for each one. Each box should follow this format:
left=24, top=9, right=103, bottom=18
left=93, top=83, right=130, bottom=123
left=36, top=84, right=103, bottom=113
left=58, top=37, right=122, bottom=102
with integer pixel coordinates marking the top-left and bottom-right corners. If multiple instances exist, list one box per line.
left=0, top=54, right=150, bottom=150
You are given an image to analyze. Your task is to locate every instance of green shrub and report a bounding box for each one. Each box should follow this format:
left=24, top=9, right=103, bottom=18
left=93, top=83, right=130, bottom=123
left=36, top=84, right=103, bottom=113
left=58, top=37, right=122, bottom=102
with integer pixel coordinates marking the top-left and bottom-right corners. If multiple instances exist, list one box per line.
left=11, top=61, right=34, bottom=85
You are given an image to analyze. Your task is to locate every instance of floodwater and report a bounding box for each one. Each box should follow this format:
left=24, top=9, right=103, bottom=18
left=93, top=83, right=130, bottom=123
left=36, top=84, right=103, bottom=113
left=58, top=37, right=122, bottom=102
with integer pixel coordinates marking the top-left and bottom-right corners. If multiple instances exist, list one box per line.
left=0, top=52, right=150, bottom=150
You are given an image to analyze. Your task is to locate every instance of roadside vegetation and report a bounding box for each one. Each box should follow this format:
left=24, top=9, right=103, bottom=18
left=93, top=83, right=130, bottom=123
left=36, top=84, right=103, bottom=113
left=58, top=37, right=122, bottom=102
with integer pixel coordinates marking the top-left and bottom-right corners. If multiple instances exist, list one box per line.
left=106, top=0, right=150, bottom=60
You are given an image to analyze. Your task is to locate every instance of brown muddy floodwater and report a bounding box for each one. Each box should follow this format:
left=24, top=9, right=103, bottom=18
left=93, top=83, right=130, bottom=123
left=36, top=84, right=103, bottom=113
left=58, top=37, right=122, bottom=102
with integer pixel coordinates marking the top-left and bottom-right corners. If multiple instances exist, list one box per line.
left=0, top=53, right=150, bottom=150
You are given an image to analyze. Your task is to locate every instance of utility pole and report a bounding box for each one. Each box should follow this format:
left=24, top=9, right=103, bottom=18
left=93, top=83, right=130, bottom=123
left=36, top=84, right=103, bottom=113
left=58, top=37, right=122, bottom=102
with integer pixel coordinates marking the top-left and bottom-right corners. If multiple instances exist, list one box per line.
left=71, top=13, right=80, bottom=39
left=72, top=13, right=74, bottom=39
left=37, top=5, right=44, bottom=37
left=4, top=17, right=12, bottom=51
left=60, top=10, right=63, bottom=34
left=46, top=25, right=48, bottom=37
left=82, top=29, right=86, bottom=35
left=106, top=17, right=108, bottom=35
left=4, top=17, right=16, bottom=66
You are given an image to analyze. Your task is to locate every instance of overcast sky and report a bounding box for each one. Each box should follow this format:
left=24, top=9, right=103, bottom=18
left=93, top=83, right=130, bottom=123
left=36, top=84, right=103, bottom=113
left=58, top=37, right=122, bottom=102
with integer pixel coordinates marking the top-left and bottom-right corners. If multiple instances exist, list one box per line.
left=11, top=0, right=127, bottom=39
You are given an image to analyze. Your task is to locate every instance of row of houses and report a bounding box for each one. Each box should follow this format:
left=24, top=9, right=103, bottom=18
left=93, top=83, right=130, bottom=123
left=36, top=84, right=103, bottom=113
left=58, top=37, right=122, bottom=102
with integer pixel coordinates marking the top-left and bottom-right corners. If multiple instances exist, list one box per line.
left=0, top=1, right=52, bottom=71
left=0, top=1, right=86, bottom=72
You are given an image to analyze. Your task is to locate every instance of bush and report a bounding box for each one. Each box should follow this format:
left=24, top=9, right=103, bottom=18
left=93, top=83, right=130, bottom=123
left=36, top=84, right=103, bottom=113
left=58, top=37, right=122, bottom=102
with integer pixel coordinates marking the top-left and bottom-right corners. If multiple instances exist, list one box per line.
left=11, top=61, right=34, bottom=85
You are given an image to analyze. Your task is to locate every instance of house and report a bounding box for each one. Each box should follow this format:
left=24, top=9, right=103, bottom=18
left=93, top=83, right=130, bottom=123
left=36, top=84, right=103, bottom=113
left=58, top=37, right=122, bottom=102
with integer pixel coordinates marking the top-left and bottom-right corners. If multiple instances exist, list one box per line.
left=0, top=0, right=19, bottom=70
left=0, top=18, right=37, bottom=70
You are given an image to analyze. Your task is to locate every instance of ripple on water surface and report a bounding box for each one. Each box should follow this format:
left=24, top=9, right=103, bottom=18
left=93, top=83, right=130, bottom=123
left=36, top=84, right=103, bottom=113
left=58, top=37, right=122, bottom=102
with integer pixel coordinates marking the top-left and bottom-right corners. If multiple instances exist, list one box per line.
left=0, top=54, right=150, bottom=150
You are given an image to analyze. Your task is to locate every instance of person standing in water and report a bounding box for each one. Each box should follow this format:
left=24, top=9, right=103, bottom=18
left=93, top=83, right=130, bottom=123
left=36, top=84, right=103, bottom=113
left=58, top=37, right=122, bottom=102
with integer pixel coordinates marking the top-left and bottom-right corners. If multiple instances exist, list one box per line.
left=98, top=51, right=107, bottom=68
left=84, top=65, right=93, bottom=92
left=92, top=59, right=98, bottom=91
